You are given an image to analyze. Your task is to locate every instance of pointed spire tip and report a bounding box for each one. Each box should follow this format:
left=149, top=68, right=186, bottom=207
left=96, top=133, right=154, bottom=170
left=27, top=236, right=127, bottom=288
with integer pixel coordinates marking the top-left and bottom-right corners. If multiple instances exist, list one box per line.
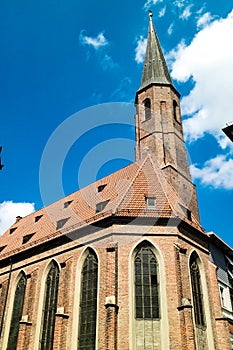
left=138, top=10, right=174, bottom=90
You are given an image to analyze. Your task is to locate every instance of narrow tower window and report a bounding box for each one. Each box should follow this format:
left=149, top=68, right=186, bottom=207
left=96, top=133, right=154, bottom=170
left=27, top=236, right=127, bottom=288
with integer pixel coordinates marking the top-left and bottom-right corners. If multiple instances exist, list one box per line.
left=135, top=243, right=159, bottom=319
left=78, top=250, right=98, bottom=350
left=144, top=98, right=151, bottom=121
left=173, top=100, right=181, bottom=123
left=7, top=274, right=27, bottom=350
left=40, top=261, right=60, bottom=350
left=190, top=253, right=205, bottom=327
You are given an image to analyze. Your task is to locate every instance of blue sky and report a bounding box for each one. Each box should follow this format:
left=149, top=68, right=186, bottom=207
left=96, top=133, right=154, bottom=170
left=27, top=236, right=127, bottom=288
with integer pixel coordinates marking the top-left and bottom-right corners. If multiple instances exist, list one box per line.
left=0, top=0, right=233, bottom=246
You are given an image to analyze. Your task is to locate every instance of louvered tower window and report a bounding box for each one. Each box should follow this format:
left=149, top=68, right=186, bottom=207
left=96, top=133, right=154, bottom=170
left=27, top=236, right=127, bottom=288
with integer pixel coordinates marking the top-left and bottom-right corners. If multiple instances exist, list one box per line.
left=173, top=100, right=178, bottom=121
left=144, top=98, right=151, bottom=120
left=40, top=262, right=60, bottom=350
left=135, top=243, right=159, bottom=319
left=190, top=253, right=205, bottom=327
left=7, top=274, right=27, bottom=350
left=78, top=250, right=98, bottom=350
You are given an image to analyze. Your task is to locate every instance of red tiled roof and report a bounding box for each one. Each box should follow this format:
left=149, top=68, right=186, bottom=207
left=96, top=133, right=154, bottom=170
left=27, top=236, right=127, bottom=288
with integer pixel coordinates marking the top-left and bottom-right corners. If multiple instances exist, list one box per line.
left=0, top=156, right=204, bottom=259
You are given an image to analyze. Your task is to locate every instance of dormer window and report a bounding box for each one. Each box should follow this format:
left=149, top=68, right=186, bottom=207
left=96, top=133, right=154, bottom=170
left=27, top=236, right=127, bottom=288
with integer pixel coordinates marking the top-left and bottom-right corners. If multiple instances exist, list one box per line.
left=9, top=227, right=17, bottom=234
left=64, top=200, right=73, bottom=208
left=146, top=197, right=156, bottom=210
left=35, top=215, right=43, bottom=222
left=144, top=98, right=151, bottom=121
left=96, top=200, right=109, bottom=213
left=22, top=233, right=35, bottom=245
left=97, top=184, right=106, bottom=193
left=56, top=218, right=69, bottom=230
left=0, top=245, right=7, bottom=253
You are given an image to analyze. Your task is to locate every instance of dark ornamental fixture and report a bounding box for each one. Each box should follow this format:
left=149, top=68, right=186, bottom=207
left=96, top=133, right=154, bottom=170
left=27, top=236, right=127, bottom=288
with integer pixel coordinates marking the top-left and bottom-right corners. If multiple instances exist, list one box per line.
left=0, top=146, right=3, bottom=170
left=222, top=123, right=233, bottom=142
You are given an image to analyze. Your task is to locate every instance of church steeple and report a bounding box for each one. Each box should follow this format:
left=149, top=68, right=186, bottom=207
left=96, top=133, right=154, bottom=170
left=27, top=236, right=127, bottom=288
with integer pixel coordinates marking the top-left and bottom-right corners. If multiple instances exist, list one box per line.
left=135, top=12, right=200, bottom=220
left=139, top=11, right=173, bottom=91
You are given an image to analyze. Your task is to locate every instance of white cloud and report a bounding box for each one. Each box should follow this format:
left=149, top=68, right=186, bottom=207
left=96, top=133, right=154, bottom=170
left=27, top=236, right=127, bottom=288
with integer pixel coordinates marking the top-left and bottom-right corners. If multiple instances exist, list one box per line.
left=190, top=155, right=233, bottom=189
left=79, top=31, right=117, bottom=71
left=0, top=201, right=35, bottom=235
left=168, top=23, right=174, bottom=35
left=102, top=54, right=119, bottom=70
left=80, top=31, right=108, bottom=49
left=111, top=77, right=132, bottom=100
left=179, top=5, right=192, bottom=20
left=197, top=12, right=214, bottom=29
left=170, top=10, right=233, bottom=142
left=159, top=6, right=166, bottom=17
left=144, top=0, right=163, bottom=10
left=173, top=0, right=186, bottom=9
left=135, top=36, right=147, bottom=64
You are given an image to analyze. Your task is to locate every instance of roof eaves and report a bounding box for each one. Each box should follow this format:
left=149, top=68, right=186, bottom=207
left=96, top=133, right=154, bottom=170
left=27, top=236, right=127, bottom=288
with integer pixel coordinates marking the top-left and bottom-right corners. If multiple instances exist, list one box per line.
left=0, top=210, right=114, bottom=260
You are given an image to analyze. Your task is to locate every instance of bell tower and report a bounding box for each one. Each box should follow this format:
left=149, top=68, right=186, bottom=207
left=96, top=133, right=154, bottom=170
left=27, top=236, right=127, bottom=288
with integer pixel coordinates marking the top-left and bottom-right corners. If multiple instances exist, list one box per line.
left=135, top=12, right=199, bottom=220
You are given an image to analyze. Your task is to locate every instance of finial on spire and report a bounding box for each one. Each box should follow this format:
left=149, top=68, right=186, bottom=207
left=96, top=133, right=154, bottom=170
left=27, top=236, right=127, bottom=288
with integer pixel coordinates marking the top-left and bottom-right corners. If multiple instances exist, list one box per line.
left=148, top=10, right=153, bottom=20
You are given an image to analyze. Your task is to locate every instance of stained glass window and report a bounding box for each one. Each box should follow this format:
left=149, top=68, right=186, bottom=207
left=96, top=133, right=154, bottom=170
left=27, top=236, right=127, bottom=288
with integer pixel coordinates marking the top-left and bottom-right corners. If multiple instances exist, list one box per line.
left=7, top=274, right=27, bottom=350
left=40, top=262, right=60, bottom=350
left=78, top=251, right=98, bottom=350
left=135, top=243, right=159, bottom=319
left=190, top=253, right=205, bottom=327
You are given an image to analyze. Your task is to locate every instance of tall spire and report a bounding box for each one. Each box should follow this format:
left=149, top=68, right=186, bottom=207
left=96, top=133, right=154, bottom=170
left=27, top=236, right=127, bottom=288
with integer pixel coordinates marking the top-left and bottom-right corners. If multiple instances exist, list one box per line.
left=139, top=11, right=173, bottom=91
left=135, top=12, right=199, bottom=220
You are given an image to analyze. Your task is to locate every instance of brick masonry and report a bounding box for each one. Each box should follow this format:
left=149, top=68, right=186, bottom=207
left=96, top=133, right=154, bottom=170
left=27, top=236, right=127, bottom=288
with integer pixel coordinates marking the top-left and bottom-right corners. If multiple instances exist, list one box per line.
left=0, top=222, right=231, bottom=349
left=135, top=84, right=200, bottom=220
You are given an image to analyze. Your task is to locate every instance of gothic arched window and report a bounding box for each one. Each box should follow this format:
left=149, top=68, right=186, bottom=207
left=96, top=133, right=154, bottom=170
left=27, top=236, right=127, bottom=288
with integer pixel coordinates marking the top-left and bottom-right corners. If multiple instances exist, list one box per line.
left=190, top=253, right=205, bottom=327
left=40, top=261, right=60, bottom=350
left=78, top=250, right=98, bottom=350
left=144, top=98, right=151, bottom=121
left=135, top=243, right=159, bottom=319
left=7, top=273, right=27, bottom=350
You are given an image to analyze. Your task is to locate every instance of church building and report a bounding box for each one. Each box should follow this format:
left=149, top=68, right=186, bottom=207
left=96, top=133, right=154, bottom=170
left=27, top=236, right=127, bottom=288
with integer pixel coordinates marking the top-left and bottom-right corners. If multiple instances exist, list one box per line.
left=0, top=13, right=231, bottom=350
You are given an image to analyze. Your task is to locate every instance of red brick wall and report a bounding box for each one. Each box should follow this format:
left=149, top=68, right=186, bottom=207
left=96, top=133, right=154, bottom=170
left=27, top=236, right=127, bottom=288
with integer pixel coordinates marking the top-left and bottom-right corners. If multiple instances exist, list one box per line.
left=0, top=223, right=230, bottom=349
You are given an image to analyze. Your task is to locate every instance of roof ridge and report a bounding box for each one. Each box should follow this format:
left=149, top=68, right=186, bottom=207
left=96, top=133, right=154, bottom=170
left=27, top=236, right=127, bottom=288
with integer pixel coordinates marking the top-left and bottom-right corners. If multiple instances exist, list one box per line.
left=146, top=155, right=176, bottom=211
left=147, top=155, right=203, bottom=230
left=113, top=156, right=150, bottom=213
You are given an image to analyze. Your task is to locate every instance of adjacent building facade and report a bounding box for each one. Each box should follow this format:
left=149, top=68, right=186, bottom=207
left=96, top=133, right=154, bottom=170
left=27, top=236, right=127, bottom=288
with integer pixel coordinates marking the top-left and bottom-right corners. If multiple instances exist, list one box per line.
left=0, top=13, right=232, bottom=350
left=209, top=232, right=233, bottom=349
